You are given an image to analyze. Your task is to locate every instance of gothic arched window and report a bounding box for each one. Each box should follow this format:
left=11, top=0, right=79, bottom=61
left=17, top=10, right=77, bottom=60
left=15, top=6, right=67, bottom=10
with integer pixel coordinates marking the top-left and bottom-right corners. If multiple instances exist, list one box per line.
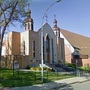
left=28, top=23, right=30, bottom=30
left=46, top=35, right=50, bottom=53
left=32, top=41, right=35, bottom=57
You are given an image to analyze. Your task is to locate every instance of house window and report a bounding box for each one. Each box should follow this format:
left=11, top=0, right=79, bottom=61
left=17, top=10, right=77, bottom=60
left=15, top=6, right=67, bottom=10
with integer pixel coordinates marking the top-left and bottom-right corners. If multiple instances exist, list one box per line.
left=33, top=41, right=35, bottom=57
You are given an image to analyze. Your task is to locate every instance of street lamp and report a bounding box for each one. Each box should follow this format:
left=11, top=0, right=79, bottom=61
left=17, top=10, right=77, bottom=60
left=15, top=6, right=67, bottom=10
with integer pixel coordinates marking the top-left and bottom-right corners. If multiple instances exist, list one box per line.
left=73, top=50, right=79, bottom=76
left=41, top=0, right=61, bottom=82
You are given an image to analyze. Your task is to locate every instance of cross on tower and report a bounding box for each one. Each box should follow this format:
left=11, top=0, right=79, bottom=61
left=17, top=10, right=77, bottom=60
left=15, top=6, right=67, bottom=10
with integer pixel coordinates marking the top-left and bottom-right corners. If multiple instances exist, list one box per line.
left=28, top=3, right=30, bottom=9
left=45, top=14, right=48, bottom=23
left=54, top=14, right=56, bottom=19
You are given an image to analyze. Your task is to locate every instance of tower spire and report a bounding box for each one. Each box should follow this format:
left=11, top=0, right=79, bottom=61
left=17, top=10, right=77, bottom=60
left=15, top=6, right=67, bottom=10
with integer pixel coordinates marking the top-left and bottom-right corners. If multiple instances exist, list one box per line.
left=53, top=15, right=60, bottom=38
left=28, top=3, right=30, bottom=9
left=53, top=14, right=58, bottom=30
left=27, top=3, right=31, bottom=18
left=24, top=5, right=34, bottom=31
left=45, top=14, right=48, bottom=23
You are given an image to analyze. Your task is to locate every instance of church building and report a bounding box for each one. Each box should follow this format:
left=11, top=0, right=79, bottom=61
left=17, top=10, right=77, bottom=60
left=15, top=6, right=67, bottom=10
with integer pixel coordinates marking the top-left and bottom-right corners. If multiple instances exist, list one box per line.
left=1, top=8, right=65, bottom=69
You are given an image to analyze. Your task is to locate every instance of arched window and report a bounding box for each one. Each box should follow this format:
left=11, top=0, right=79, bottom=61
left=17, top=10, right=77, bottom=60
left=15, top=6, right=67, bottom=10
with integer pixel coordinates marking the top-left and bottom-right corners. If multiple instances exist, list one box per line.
left=32, top=41, right=35, bottom=57
left=28, top=23, right=30, bottom=30
left=31, top=23, right=33, bottom=30
left=51, top=38, right=54, bottom=63
left=46, top=35, right=50, bottom=53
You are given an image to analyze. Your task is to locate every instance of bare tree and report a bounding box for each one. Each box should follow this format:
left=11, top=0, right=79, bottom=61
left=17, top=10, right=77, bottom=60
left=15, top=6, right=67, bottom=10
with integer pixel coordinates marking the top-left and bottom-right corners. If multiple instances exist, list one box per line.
left=0, top=0, right=29, bottom=66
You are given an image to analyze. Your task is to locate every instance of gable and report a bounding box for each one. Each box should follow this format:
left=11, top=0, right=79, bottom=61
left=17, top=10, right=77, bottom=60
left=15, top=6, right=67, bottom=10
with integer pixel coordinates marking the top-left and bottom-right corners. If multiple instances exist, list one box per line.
left=39, top=23, right=56, bottom=38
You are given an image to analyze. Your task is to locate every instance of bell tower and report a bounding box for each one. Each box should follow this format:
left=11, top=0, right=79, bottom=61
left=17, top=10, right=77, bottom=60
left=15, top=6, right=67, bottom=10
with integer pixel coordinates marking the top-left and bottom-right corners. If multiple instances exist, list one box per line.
left=24, top=8, right=34, bottom=31
left=53, top=15, right=60, bottom=38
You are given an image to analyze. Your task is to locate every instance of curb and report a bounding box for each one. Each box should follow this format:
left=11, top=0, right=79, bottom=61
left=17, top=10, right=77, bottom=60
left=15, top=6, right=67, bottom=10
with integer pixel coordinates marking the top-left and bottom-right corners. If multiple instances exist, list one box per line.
left=44, top=77, right=90, bottom=90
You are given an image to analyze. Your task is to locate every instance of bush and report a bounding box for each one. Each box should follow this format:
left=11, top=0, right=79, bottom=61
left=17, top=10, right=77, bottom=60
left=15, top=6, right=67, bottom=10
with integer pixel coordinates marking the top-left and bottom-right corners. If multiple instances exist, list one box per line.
left=46, top=68, right=52, bottom=72
left=30, top=67, right=35, bottom=71
left=35, top=67, right=41, bottom=71
left=65, top=63, right=76, bottom=68
left=43, top=67, right=48, bottom=71
left=68, top=63, right=76, bottom=68
left=30, top=66, right=53, bottom=72
left=79, top=66, right=90, bottom=71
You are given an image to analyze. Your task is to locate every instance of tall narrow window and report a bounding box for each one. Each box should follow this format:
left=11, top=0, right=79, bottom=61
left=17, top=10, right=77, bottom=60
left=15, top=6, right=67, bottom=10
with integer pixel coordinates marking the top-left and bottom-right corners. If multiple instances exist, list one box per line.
left=28, top=23, right=30, bottom=30
left=31, top=23, right=33, bottom=31
left=46, top=35, right=50, bottom=53
left=23, top=41, right=25, bottom=56
left=25, top=24, right=27, bottom=30
left=51, top=39, right=54, bottom=64
left=33, top=41, right=35, bottom=57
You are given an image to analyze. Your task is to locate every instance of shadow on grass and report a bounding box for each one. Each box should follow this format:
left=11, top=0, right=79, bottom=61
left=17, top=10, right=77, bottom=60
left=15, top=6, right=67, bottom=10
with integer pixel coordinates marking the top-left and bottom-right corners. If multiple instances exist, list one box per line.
left=0, top=77, right=51, bottom=87
left=0, top=68, right=75, bottom=88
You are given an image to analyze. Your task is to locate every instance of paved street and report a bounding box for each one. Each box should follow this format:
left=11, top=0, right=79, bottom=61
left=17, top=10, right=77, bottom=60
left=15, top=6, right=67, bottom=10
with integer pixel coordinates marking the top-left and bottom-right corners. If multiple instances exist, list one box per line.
left=54, top=81, right=90, bottom=90
left=72, top=81, right=90, bottom=90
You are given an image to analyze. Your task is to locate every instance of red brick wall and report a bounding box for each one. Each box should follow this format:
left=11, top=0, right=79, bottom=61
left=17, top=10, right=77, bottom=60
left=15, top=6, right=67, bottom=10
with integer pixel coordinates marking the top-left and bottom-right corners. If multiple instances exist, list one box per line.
left=65, top=45, right=72, bottom=63
left=82, top=58, right=90, bottom=67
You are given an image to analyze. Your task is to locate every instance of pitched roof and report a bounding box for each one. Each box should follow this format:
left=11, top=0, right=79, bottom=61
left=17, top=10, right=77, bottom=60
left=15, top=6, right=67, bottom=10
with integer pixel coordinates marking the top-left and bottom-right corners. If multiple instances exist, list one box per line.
left=60, top=29, right=90, bottom=55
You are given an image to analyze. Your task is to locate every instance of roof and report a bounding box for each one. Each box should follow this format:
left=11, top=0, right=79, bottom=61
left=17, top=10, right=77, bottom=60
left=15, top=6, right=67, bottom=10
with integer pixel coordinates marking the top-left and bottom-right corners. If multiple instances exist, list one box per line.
left=60, top=29, right=90, bottom=55
left=24, top=18, right=33, bottom=23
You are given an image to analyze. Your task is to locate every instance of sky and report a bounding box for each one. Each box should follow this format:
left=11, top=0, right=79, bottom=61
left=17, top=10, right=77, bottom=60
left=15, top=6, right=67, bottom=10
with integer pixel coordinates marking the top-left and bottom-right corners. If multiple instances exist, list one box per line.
left=10, top=0, right=90, bottom=37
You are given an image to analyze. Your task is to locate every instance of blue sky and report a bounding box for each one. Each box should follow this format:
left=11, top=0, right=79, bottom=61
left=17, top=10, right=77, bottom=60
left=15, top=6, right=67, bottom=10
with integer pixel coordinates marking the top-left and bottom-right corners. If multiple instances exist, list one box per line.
left=10, top=0, right=90, bottom=37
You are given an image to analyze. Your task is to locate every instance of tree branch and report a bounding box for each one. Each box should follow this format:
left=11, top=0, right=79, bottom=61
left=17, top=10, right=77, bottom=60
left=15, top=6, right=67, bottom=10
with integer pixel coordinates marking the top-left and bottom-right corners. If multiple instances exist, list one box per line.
left=1, top=0, right=18, bottom=41
left=0, top=3, right=12, bottom=16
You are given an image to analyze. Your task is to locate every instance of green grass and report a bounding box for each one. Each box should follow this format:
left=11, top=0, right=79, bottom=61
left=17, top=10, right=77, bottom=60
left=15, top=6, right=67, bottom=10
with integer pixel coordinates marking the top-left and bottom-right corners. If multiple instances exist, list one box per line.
left=0, top=68, right=75, bottom=87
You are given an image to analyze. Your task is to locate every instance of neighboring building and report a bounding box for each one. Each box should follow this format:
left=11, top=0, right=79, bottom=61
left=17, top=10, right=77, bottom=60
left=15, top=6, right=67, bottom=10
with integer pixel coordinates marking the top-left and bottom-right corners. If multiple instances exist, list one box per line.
left=1, top=9, right=65, bottom=68
left=60, top=29, right=90, bottom=67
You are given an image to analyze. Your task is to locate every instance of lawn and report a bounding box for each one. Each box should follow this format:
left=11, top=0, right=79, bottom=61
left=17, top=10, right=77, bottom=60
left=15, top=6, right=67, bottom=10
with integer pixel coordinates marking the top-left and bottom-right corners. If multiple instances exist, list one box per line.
left=0, top=68, right=75, bottom=87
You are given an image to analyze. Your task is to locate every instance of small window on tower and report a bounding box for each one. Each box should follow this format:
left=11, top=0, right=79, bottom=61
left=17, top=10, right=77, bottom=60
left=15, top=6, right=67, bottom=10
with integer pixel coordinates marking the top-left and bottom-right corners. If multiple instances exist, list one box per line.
left=31, top=23, right=33, bottom=31
left=28, top=23, right=30, bottom=30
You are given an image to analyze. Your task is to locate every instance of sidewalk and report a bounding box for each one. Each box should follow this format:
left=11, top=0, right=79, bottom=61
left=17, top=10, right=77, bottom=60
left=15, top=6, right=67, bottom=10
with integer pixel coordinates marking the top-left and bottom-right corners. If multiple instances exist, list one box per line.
left=2, top=76, right=88, bottom=90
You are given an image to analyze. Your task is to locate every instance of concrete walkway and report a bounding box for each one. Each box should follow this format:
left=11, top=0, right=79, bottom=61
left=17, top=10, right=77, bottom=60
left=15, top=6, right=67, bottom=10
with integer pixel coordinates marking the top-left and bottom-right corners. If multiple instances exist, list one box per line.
left=0, top=76, right=89, bottom=90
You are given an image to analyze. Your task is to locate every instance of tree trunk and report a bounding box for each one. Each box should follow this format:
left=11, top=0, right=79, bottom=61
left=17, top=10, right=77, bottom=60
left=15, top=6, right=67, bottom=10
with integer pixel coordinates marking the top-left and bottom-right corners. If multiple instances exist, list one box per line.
left=0, top=20, right=1, bottom=67
left=0, top=25, right=7, bottom=67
